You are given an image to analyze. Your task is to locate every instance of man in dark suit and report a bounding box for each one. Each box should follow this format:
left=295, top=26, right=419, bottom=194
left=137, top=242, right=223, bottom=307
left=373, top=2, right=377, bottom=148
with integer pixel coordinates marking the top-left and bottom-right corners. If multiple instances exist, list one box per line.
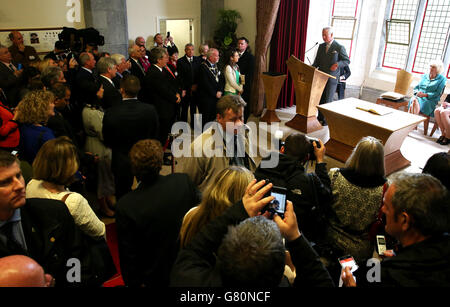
left=97, top=57, right=122, bottom=109
left=197, top=48, right=225, bottom=127
left=0, top=151, right=83, bottom=287
left=336, top=64, right=351, bottom=100
left=116, top=139, right=199, bottom=287
left=143, top=47, right=181, bottom=145
left=177, top=43, right=202, bottom=126
left=103, top=75, right=159, bottom=200
left=237, top=37, right=255, bottom=123
left=128, top=44, right=146, bottom=101
left=0, top=45, right=23, bottom=108
left=8, top=31, right=40, bottom=67
left=312, top=26, right=350, bottom=125
left=111, top=54, right=131, bottom=89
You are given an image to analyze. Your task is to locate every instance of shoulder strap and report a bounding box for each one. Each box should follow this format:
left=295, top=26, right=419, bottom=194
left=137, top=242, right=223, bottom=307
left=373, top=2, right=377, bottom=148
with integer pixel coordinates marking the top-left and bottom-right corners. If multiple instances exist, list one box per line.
left=61, top=193, right=72, bottom=203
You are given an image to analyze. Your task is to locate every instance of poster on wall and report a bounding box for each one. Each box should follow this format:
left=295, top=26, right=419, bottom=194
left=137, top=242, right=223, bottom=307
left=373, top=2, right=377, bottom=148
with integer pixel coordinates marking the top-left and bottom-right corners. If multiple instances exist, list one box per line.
left=0, top=28, right=63, bottom=54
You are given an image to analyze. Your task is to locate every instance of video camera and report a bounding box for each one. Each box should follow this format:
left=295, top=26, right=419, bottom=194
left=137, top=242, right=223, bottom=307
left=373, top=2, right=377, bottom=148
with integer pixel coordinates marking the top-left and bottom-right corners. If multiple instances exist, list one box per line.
left=58, top=27, right=104, bottom=54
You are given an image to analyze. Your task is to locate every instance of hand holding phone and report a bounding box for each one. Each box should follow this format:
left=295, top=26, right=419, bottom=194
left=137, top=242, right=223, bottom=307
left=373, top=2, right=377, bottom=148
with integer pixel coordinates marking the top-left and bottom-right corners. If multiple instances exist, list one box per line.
left=338, top=255, right=359, bottom=273
left=273, top=200, right=301, bottom=242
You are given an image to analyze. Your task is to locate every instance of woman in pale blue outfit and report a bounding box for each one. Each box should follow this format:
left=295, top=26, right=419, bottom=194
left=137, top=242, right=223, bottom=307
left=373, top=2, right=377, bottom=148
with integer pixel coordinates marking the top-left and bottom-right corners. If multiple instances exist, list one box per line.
left=408, top=60, right=447, bottom=117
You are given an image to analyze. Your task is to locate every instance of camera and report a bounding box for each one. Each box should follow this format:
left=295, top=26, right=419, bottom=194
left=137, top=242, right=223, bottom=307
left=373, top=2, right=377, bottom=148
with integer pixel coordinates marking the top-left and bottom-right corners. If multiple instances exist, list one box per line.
left=306, top=137, right=321, bottom=161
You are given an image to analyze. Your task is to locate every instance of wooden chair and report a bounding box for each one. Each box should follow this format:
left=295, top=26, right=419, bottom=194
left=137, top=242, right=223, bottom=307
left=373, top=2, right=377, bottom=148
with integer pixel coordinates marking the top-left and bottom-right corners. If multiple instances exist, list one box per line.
left=376, top=69, right=413, bottom=112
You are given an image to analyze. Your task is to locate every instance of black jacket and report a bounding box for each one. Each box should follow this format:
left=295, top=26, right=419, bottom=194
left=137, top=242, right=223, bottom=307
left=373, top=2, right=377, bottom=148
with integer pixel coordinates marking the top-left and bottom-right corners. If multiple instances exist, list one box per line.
left=0, top=62, right=21, bottom=107
left=73, top=67, right=99, bottom=106
left=237, top=50, right=255, bottom=103
left=116, top=174, right=200, bottom=287
left=170, top=201, right=334, bottom=287
left=0, top=199, right=82, bottom=286
left=254, top=153, right=332, bottom=237
left=177, top=55, right=202, bottom=91
left=99, top=75, right=122, bottom=109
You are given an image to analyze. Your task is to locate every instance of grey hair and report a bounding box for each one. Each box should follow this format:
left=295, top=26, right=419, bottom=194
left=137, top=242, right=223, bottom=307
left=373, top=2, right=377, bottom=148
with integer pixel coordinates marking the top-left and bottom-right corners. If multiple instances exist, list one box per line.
left=110, top=53, right=125, bottom=65
left=149, top=47, right=167, bottom=65
left=216, top=95, right=247, bottom=117
left=345, top=136, right=385, bottom=177
left=185, top=43, right=194, bottom=49
left=389, top=172, right=450, bottom=236
left=128, top=44, right=139, bottom=57
left=79, top=52, right=92, bottom=67
left=199, top=43, right=209, bottom=55
left=323, top=26, right=334, bottom=35
left=429, top=59, right=444, bottom=75
left=217, top=216, right=286, bottom=287
left=41, top=66, right=63, bottom=87
left=97, top=57, right=116, bottom=74
left=206, top=48, right=219, bottom=59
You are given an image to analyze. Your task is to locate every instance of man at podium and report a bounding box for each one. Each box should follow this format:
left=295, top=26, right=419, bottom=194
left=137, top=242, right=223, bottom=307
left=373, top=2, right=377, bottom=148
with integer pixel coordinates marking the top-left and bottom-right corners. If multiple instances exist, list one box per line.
left=313, top=26, right=350, bottom=126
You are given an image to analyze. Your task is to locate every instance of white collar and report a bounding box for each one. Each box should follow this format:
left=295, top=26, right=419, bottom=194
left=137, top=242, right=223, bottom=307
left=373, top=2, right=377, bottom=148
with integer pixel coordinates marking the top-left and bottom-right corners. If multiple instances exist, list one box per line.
left=101, top=75, right=114, bottom=85
left=153, top=64, right=163, bottom=72
left=82, top=67, right=93, bottom=74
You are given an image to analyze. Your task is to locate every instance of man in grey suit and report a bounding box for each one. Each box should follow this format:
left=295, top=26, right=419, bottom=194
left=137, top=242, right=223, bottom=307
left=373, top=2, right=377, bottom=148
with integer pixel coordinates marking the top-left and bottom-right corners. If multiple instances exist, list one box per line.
left=312, top=26, right=350, bottom=125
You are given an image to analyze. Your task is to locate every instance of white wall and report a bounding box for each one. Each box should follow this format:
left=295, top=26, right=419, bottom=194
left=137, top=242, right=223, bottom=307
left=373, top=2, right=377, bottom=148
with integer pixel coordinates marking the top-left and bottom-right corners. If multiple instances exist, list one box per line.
left=126, top=0, right=201, bottom=56
left=224, top=0, right=257, bottom=50
left=0, top=0, right=85, bottom=30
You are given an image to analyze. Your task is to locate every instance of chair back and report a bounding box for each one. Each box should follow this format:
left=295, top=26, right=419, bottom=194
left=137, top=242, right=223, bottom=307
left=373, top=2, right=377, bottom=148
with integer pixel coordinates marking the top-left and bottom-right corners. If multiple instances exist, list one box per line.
left=394, top=69, right=413, bottom=95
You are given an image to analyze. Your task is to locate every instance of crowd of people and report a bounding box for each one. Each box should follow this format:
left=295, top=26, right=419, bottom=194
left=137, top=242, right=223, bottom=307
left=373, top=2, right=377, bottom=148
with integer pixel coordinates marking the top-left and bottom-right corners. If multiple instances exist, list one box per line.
left=0, top=29, right=449, bottom=288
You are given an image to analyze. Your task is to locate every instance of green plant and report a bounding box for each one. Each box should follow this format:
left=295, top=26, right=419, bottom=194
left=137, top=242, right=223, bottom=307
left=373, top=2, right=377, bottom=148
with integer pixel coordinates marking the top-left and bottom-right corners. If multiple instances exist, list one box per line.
left=213, top=9, right=242, bottom=68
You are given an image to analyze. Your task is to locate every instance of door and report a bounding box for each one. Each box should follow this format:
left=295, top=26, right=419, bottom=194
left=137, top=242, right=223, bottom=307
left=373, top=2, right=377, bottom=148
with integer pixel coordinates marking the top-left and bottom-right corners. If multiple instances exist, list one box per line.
left=159, top=19, right=193, bottom=57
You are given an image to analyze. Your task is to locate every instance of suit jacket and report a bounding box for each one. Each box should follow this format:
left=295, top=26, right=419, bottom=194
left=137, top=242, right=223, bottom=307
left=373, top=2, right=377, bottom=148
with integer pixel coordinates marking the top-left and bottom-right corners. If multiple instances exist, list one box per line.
left=312, top=40, right=350, bottom=79
left=0, top=199, right=82, bottom=287
left=143, top=65, right=179, bottom=119
left=116, top=174, right=200, bottom=287
left=112, top=70, right=130, bottom=89
left=177, top=55, right=202, bottom=92
left=129, top=57, right=146, bottom=86
left=0, top=62, right=21, bottom=107
left=103, top=98, right=159, bottom=155
left=8, top=45, right=40, bottom=67
left=99, top=75, right=122, bottom=109
left=237, top=50, right=255, bottom=103
left=73, top=67, right=99, bottom=106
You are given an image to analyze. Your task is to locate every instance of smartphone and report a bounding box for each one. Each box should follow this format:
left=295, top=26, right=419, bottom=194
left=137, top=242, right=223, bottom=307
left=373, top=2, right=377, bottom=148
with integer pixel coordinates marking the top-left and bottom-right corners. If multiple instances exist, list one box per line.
left=263, top=185, right=287, bottom=219
left=338, top=255, right=359, bottom=273
left=17, top=63, right=23, bottom=70
left=167, top=31, right=171, bottom=38
left=376, top=235, right=387, bottom=255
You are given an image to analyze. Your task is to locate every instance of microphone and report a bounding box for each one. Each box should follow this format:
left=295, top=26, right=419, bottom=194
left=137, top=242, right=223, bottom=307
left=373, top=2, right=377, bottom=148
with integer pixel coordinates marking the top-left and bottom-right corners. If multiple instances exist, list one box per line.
left=305, top=42, right=319, bottom=54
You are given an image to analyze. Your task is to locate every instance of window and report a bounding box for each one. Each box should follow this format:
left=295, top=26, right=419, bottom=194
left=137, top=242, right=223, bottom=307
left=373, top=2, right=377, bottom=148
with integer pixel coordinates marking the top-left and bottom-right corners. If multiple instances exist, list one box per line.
left=381, top=0, right=450, bottom=75
left=331, top=0, right=360, bottom=58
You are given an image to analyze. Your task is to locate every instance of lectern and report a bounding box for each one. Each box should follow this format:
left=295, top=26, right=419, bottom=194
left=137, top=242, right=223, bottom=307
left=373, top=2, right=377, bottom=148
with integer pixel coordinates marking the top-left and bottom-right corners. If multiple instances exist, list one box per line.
left=285, top=55, right=335, bottom=133
left=260, top=72, right=287, bottom=124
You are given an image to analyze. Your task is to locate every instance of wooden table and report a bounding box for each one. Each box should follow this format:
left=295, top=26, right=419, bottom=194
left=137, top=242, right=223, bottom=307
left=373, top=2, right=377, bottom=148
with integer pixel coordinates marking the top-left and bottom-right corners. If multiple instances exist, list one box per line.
left=317, top=98, right=425, bottom=175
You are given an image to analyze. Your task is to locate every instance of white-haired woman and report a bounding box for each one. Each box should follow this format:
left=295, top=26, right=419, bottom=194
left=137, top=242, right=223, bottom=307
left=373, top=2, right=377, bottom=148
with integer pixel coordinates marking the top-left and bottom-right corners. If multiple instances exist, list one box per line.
left=408, top=60, right=447, bottom=117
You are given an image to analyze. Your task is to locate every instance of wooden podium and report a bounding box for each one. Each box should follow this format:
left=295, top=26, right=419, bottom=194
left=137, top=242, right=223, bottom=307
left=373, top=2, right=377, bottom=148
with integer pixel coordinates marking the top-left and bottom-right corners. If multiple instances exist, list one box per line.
left=260, top=72, right=287, bottom=123
left=285, top=55, right=335, bottom=133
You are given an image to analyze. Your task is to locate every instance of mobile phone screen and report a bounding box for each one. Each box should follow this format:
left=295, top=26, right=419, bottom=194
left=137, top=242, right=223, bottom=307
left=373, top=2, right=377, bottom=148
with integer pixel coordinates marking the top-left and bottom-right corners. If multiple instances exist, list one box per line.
left=271, top=191, right=286, bottom=215
left=339, top=256, right=359, bottom=273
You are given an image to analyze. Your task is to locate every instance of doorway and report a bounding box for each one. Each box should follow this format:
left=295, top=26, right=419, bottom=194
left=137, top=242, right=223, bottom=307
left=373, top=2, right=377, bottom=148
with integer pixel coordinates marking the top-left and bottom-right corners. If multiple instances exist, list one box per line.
left=159, top=19, right=194, bottom=57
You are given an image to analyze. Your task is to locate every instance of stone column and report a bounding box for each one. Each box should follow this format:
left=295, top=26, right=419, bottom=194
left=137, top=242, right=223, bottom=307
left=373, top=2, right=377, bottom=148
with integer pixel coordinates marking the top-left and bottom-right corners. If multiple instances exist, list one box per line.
left=83, top=0, right=128, bottom=56
left=201, top=0, right=224, bottom=45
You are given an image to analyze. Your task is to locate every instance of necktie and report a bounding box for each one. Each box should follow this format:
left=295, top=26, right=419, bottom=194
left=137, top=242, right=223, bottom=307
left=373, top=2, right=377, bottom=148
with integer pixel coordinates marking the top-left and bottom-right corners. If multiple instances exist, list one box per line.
left=326, top=44, right=331, bottom=53
left=0, top=222, right=25, bottom=254
left=8, top=64, right=15, bottom=72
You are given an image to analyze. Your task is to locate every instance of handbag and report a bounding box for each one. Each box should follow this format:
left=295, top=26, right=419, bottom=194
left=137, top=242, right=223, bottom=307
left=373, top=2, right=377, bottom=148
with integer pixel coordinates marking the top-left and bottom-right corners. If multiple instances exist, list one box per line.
left=61, top=193, right=117, bottom=287
left=368, top=183, right=388, bottom=243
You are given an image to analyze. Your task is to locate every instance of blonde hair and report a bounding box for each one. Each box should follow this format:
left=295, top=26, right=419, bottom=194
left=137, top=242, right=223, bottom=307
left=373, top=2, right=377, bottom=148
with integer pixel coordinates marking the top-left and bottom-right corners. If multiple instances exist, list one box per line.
left=15, top=90, right=54, bottom=125
left=32, top=136, right=79, bottom=186
left=38, top=58, right=56, bottom=73
left=179, top=166, right=254, bottom=248
left=345, top=136, right=385, bottom=177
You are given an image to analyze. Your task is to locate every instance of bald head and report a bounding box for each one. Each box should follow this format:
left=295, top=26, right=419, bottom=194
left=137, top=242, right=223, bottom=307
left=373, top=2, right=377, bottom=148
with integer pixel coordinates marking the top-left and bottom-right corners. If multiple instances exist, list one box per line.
left=0, top=255, right=53, bottom=287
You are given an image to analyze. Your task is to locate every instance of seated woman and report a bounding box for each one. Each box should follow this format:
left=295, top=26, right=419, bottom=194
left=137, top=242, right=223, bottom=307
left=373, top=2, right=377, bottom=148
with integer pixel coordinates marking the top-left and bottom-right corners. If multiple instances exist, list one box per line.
left=321, top=136, right=386, bottom=265
left=434, top=94, right=450, bottom=145
left=224, top=49, right=243, bottom=97
left=0, top=98, right=20, bottom=152
left=15, top=90, right=55, bottom=164
left=179, top=166, right=254, bottom=249
left=408, top=60, right=447, bottom=117
left=26, top=136, right=105, bottom=239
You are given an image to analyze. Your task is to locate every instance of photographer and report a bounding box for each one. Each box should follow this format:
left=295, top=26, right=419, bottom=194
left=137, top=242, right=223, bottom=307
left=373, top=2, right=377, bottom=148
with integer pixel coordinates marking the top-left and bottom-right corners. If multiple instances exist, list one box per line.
left=254, top=133, right=332, bottom=242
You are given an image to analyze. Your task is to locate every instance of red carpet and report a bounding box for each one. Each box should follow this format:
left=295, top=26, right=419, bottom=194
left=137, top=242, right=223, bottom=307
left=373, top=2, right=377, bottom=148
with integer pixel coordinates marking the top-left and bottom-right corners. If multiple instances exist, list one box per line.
left=103, top=223, right=125, bottom=287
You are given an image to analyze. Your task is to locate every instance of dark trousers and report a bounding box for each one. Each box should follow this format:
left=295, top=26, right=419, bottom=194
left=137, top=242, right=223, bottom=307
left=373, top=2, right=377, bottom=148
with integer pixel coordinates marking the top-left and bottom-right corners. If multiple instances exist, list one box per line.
left=199, top=97, right=217, bottom=129
left=112, top=152, right=133, bottom=201
left=336, top=82, right=346, bottom=100
left=317, top=79, right=338, bottom=124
